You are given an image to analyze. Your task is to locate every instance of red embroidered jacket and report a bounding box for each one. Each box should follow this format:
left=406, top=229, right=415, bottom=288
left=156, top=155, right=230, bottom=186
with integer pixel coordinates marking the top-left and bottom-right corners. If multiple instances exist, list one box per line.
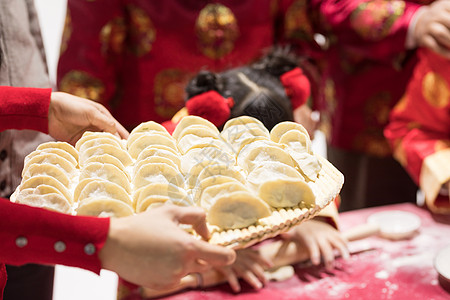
left=385, top=48, right=450, bottom=214
left=0, top=86, right=110, bottom=300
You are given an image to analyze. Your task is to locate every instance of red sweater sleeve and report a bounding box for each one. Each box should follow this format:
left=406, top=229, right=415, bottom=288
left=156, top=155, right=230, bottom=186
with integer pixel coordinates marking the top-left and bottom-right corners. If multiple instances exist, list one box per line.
left=0, top=199, right=109, bottom=274
left=0, top=86, right=51, bottom=133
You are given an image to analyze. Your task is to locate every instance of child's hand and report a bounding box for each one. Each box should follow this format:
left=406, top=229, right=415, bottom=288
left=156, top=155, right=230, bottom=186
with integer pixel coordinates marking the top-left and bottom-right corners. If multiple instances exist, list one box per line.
left=280, top=220, right=349, bottom=271
left=414, top=1, right=450, bottom=58
left=215, top=248, right=273, bottom=293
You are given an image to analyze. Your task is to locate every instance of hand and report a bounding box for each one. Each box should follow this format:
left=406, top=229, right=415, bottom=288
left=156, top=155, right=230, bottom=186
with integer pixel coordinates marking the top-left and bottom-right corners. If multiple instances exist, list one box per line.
left=99, top=205, right=236, bottom=290
left=414, top=1, right=450, bottom=58
left=48, top=92, right=129, bottom=145
left=293, top=105, right=319, bottom=140
left=216, top=248, right=273, bottom=293
left=279, top=220, right=349, bottom=271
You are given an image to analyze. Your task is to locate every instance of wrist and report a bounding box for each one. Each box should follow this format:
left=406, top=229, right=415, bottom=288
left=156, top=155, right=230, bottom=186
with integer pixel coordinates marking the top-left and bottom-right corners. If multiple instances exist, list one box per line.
left=99, top=217, right=124, bottom=272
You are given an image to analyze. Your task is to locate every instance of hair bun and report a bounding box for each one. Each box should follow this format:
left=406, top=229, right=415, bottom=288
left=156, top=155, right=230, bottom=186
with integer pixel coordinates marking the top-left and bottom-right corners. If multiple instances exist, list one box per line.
left=253, top=47, right=298, bottom=77
left=186, top=71, right=222, bottom=100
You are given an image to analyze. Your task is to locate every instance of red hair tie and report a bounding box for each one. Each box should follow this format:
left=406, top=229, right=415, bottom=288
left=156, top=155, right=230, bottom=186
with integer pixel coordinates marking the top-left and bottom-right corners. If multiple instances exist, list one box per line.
left=186, top=90, right=234, bottom=127
left=280, top=67, right=310, bottom=110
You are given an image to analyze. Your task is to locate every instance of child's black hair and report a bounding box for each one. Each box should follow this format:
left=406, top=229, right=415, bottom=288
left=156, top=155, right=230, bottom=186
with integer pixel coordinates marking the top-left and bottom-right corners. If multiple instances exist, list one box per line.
left=185, top=48, right=299, bottom=130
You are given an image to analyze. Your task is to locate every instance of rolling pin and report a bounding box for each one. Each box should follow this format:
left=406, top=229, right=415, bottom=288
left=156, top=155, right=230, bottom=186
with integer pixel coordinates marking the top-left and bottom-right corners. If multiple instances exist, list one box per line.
left=141, top=222, right=380, bottom=298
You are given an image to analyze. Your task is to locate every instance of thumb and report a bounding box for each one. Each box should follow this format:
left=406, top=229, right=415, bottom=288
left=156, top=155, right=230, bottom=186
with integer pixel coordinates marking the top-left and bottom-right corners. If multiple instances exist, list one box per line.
left=169, top=206, right=210, bottom=240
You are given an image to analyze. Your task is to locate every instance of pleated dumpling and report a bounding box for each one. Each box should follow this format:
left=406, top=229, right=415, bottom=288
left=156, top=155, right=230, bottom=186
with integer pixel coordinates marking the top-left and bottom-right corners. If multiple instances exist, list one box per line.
left=77, top=197, right=134, bottom=218
left=36, top=142, right=78, bottom=162
left=128, top=133, right=178, bottom=159
left=133, top=163, right=185, bottom=189
left=222, top=116, right=265, bottom=131
left=129, top=120, right=170, bottom=136
left=134, top=182, right=192, bottom=212
left=237, top=143, right=295, bottom=173
left=206, top=191, right=271, bottom=229
left=79, top=144, right=132, bottom=167
left=180, top=147, right=235, bottom=175
left=83, top=153, right=127, bottom=173
left=247, top=162, right=314, bottom=208
left=287, top=151, right=322, bottom=182
left=270, top=121, right=310, bottom=143
left=23, top=152, right=76, bottom=176
left=22, top=163, right=71, bottom=187
left=278, top=129, right=311, bottom=154
left=196, top=163, right=246, bottom=186
left=221, top=123, right=269, bottom=145
left=133, top=156, right=180, bottom=179
left=78, top=137, right=126, bottom=154
left=80, top=162, right=131, bottom=192
left=25, top=148, right=77, bottom=168
left=136, top=146, right=181, bottom=167
left=77, top=180, right=132, bottom=207
left=19, top=175, right=72, bottom=203
left=177, top=134, right=231, bottom=155
left=172, top=116, right=219, bottom=141
left=191, top=175, right=243, bottom=204
left=75, top=131, right=124, bottom=151
left=17, top=193, right=72, bottom=214
left=200, top=181, right=249, bottom=209
left=176, top=124, right=220, bottom=141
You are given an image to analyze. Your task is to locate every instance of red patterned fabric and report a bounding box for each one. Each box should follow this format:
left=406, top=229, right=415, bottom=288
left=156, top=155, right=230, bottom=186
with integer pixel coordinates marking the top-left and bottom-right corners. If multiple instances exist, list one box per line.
left=58, top=0, right=290, bottom=130
left=301, top=0, right=424, bottom=157
left=384, top=48, right=450, bottom=212
left=0, top=86, right=110, bottom=299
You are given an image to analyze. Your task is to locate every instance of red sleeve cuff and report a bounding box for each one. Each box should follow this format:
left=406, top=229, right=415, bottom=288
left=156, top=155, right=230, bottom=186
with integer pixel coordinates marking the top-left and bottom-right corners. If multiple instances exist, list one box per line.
left=0, top=86, right=51, bottom=133
left=0, top=199, right=109, bottom=274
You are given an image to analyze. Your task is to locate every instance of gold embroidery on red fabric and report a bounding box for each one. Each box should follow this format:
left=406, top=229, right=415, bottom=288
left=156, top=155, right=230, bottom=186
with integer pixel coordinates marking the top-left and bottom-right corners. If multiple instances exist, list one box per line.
left=350, top=0, right=405, bottom=40
left=195, top=3, right=239, bottom=59
left=126, top=5, right=156, bottom=57
left=353, top=131, right=392, bottom=157
left=285, top=0, right=314, bottom=41
left=60, top=8, right=72, bottom=55
left=100, top=17, right=126, bottom=55
left=59, top=70, right=105, bottom=102
left=154, top=69, right=193, bottom=119
left=422, top=71, right=450, bottom=108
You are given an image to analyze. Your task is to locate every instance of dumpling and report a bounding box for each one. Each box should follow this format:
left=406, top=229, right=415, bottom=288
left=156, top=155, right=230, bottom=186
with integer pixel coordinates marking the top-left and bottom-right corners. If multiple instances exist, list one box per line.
left=79, top=144, right=133, bottom=167
left=80, top=162, right=131, bottom=192
left=237, top=144, right=295, bottom=173
left=191, top=175, right=243, bottom=205
left=172, top=116, right=219, bottom=140
left=127, top=130, right=172, bottom=149
left=25, top=148, right=77, bottom=167
left=17, top=193, right=72, bottom=214
left=221, top=123, right=269, bottom=144
left=84, top=153, right=127, bottom=174
left=78, top=137, right=126, bottom=154
left=133, top=156, right=180, bottom=179
left=287, top=150, right=322, bottom=182
left=22, top=163, right=71, bottom=187
left=270, top=121, right=310, bottom=143
left=180, top=147, right=235, bottom=176
left=75, top=131, right=125, bottom=151
left=133, top=163, right=185, bottom=190
left=200, top=181, right=249, bottom=209
left=176, top=124, right=221, bottom=141
left=206, top=191, right=271, bottom=229
left=278, top=129, right=311, bottom=154
left=129, top=120, right=170, bottom=136
left=136, top=145, right=181, bottom=167
left=177, top=134, right=231, bottom=155
left=196, top=164, right=246, bottom=187
left=128, top=133, right=178, bottom=159
left=257, top=178, right=315, bottom=208
left=77, top=197, right=133, bottom=218
left=36, top=142, right=78, bottom=162
left=222, top=116, right=265, bottom=131
left=133, top=182, right=191, bottom=210
left=77, top=180, right=132, bottom=207
left=19, top=175, right=72, bottom=203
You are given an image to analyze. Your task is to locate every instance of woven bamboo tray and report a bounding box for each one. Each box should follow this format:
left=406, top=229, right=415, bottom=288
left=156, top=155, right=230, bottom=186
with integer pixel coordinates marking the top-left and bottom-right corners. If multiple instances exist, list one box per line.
left=208, top=155, right=344, bottom=249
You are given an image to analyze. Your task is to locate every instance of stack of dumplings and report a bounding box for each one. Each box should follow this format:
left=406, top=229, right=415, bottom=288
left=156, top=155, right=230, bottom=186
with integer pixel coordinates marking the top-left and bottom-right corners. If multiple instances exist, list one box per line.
left=12, top=115, right=342, bottom=246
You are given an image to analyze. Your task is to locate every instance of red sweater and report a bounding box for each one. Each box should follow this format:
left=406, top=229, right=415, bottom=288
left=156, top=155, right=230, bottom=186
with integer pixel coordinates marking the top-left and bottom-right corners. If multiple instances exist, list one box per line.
left=0, top=86, right=110, bottom=299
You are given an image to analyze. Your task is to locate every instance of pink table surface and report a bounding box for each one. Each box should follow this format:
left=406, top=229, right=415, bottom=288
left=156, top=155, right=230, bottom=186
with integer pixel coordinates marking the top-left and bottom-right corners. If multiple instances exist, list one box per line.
left=147, top=203, right=450, bottom=299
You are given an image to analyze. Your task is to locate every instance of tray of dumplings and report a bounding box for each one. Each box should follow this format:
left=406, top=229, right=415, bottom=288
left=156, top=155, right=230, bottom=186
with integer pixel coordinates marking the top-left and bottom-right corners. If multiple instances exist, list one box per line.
left=11, top=116, right=343, bottom=249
